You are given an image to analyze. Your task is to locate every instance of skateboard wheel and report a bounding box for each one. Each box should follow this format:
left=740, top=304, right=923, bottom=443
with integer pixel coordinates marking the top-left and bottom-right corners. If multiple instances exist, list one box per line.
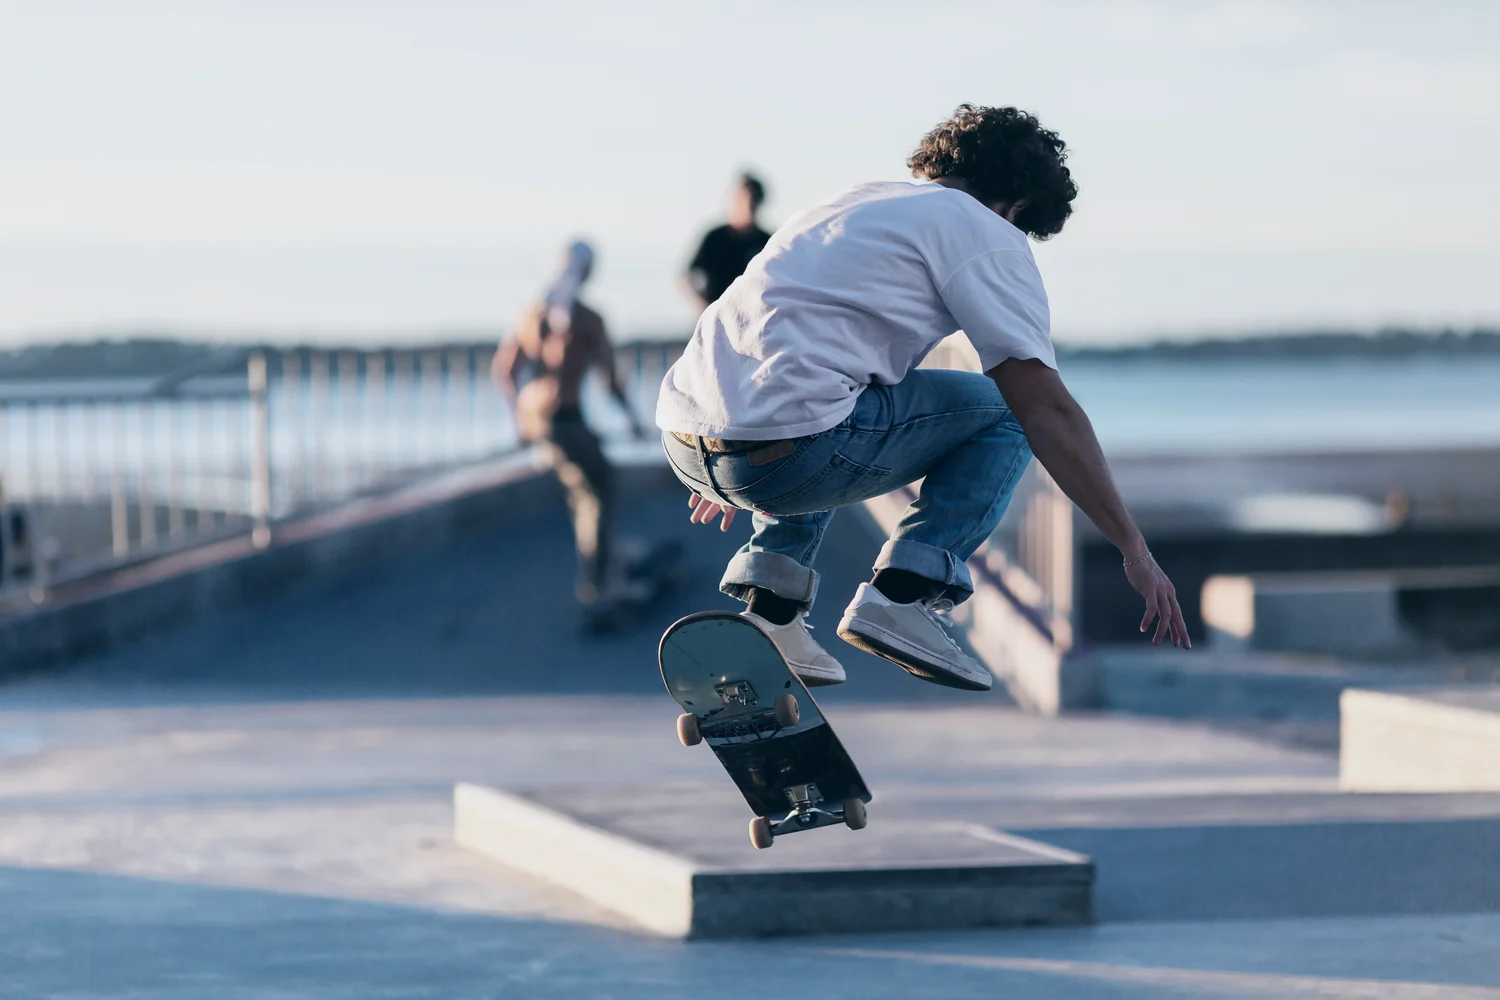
left=676, top=713, right=702, bottom=747
left=749, top=816, right=774, bottom=850
left=773, top=693, right=799, bottom=729
left=843, top=798, right=867, bottom=831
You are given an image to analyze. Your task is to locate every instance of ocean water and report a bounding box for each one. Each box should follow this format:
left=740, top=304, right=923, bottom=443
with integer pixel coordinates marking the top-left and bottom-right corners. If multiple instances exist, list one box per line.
left=1060, top=355, right=1500, bottom=456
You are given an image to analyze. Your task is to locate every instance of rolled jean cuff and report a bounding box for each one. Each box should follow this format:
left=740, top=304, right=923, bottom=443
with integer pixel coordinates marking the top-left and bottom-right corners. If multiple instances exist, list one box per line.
left=873, top=538, right=975, bottom=604
left=720, top=550, right=820, bottom=610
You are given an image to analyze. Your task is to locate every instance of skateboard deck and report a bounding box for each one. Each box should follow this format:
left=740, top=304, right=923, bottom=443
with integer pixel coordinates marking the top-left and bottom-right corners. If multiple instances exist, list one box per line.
left=659, top=611, right=871, bottom=849
left=581, top=539, right=686, bottom=634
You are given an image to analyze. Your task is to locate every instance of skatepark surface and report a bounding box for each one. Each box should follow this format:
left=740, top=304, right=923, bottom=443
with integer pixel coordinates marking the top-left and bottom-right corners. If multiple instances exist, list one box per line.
left=3, top=487, right=1499, bottom=997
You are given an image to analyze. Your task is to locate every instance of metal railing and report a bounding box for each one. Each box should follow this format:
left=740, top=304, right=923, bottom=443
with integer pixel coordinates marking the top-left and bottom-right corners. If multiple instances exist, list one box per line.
left=0, top=375, right=259, bottom=594
left=0, top=333, right=1071, bottom=643
left=0, top=340, right=684, bottom=601
left=983, top=463, right=1075, bottom=650
left=921, top=334, right=1076, bottom=651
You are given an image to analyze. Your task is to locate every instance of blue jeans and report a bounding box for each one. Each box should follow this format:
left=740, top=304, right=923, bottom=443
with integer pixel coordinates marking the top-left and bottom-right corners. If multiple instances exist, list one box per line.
left=662, top=369, right=1032, bottom=610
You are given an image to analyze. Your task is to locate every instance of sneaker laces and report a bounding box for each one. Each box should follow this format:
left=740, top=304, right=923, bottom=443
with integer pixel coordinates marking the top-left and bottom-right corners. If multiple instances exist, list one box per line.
left=918, top=597, right=957, bottom=630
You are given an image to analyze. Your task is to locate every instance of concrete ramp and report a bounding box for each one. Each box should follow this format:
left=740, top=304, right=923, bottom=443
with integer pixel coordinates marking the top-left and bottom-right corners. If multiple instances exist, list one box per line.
left=455, top=782, right=1092, bottom=939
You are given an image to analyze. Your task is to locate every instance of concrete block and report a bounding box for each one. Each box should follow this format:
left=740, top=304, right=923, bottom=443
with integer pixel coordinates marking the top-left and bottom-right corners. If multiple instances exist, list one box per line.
left=1202, top=572, right=1417, bottom=656
left=1086, top=646, right=1395, bottom=722
left=1341, top=686, right=1500, bottom=792
left=453, top=783, right=697, bottom=937
left=454, top=782, right=1092, bottom=939
left=1255, top=574, right=1415, bottom=655
left=1201, top=575, right=1255, bottom=651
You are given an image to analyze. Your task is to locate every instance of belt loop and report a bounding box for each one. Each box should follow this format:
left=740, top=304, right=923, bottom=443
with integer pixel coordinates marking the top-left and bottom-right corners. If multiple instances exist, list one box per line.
left=694, top=435, right=735, bottom=509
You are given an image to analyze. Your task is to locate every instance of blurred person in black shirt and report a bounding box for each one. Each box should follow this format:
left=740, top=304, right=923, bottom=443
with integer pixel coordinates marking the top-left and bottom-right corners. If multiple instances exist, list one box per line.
left=684, top=173, right=771, bottom=309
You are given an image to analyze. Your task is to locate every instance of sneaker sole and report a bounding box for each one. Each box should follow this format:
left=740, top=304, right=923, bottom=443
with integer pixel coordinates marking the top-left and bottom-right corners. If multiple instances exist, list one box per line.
left=836, top=617, right=993, bottom=692
left=795, top=670, right=845, bottom=688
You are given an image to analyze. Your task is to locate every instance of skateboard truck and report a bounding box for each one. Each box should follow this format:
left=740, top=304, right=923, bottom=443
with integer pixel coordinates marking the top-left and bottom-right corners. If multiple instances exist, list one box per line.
left=715, top=680, right=759, bottom=707
left=772, top=783, right=838, bottom=833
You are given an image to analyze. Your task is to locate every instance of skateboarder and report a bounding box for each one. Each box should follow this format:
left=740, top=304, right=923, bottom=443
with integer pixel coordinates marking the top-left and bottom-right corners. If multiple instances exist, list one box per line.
left=656, top=104, right=1190, bottom=691
left=493, top=239, right=646, bottom=605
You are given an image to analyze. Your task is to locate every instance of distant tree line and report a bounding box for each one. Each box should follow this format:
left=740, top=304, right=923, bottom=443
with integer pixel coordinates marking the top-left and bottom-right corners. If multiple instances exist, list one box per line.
left=1, top=328, right=1498, bottom=380
left=1055, top=328, right=1500, bottom=362
left=0, top=338, right=225, bottom=380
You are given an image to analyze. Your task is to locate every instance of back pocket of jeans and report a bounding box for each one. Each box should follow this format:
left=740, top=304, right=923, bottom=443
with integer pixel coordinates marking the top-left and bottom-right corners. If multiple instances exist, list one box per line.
left=760, top=453, right=892, bottom=514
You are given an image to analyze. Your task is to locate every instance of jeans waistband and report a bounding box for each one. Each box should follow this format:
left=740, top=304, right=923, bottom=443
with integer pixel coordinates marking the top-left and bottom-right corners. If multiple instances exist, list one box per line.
left=669, top=432, right=797, bottom=466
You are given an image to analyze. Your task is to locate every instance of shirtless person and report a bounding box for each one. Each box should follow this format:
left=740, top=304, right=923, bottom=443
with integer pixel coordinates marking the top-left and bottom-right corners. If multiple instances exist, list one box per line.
left=656, top=105, right=1189, bottom=690
left=493, top=240, right=644, bottom=604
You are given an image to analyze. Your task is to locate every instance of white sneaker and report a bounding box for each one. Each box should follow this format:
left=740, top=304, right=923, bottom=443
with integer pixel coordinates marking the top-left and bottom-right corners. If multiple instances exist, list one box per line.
left=741, top=611, right=847, bottom=687
left=837, top=582, right=993, bottom=691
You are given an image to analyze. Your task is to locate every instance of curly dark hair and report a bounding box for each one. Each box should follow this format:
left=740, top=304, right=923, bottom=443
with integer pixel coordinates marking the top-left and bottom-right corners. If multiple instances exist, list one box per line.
left=908, top=104, right=1077, bottom=240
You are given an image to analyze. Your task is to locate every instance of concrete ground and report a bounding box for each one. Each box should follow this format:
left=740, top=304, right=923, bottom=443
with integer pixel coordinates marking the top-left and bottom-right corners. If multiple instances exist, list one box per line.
left=3, top=486, right=1500, bottom=998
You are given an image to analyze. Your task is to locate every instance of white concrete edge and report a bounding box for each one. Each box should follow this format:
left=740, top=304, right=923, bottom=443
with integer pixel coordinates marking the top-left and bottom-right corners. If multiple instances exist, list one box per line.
left=1341, top=688, right=1500, bottom=739
left=452, top=782, right=698, bottom=938
left=954, top=823, right=1093, bottom=866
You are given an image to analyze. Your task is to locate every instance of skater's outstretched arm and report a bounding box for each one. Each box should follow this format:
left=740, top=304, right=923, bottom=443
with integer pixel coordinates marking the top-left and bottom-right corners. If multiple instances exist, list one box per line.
left=990, top=358, right=1191, bottom=648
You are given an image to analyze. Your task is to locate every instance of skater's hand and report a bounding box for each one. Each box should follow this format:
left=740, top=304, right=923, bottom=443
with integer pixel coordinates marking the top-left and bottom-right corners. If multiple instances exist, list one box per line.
left=1125, top=554, right=1191, bottom=649
left=687, top=493, right=738, bottom=531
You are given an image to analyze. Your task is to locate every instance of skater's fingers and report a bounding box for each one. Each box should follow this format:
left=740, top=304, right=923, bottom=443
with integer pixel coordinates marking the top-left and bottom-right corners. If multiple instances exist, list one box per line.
left=1152, top=616, right=1168, bottom=646
left=1152, top=590, right=1172, bottom=646
left=1169, top=594, right=1191, bottom=649
left=1139, top=597, right=1158, bottom=635
left=720, top=507, right=737, bottom=531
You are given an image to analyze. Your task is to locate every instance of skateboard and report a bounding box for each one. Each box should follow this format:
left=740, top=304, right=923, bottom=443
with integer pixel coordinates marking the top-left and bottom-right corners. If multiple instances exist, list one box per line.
left=659, top=611, right=872, bottom=850
left=581, top=539, right=686, bottom=634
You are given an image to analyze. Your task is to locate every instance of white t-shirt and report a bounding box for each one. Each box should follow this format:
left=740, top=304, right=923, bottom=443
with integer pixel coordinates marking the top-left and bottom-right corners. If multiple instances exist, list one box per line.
left=655, top=180, right=1056, bottom=440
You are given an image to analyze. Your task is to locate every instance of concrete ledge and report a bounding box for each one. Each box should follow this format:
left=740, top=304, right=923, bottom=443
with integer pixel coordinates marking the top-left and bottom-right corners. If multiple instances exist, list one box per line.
left=1083, top=647, right=1413, bottom=722
left=1341, top=686, right=1500, bottom=792
left=454, top=782, right=697, bottom=937
left=0, top=455, right=682, bottom=676
left=454, top=781, right=1092, bottom=940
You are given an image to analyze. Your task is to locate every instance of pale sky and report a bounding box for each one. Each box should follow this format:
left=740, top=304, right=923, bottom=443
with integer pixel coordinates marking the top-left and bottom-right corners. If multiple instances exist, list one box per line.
left=2, top=0, right=1498, bottom=345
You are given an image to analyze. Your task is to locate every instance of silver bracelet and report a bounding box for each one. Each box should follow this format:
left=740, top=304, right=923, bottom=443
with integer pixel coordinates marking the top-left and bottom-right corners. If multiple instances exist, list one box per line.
left=1122, top=551, right=1154, bottom=568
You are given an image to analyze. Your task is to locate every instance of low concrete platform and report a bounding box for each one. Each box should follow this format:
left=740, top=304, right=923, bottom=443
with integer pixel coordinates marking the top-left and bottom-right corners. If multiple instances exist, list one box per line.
left=1341, top=686, right=1500, bottom=792
left=455, top=782, right=1093, bottom=939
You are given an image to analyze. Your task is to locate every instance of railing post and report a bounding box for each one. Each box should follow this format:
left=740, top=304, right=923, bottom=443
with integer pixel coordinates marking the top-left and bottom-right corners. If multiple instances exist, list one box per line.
left=248, top=351, right=272, bottom=548
left=0, top=407, right=7, bottom=584
left=421, top=349, right=441, bottom=466
left=138, top=401, right=157, bottom=551
left=365, top=350, right=386, bottom=487
left=1042, top=467, right=1075, bottom=652
left=281, top=351, right=303, bottom=509
left=339, top=350, right=359, bottom=493
left=0, top=474, right=8, bottom=585
left=111, top=401, right=129, bottom=558
left=309, top=350, right=329, bottom=501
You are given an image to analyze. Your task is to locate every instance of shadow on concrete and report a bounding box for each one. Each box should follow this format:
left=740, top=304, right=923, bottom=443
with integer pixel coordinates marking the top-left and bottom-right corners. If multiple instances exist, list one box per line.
left=1, top=484, right=981, bottom=709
